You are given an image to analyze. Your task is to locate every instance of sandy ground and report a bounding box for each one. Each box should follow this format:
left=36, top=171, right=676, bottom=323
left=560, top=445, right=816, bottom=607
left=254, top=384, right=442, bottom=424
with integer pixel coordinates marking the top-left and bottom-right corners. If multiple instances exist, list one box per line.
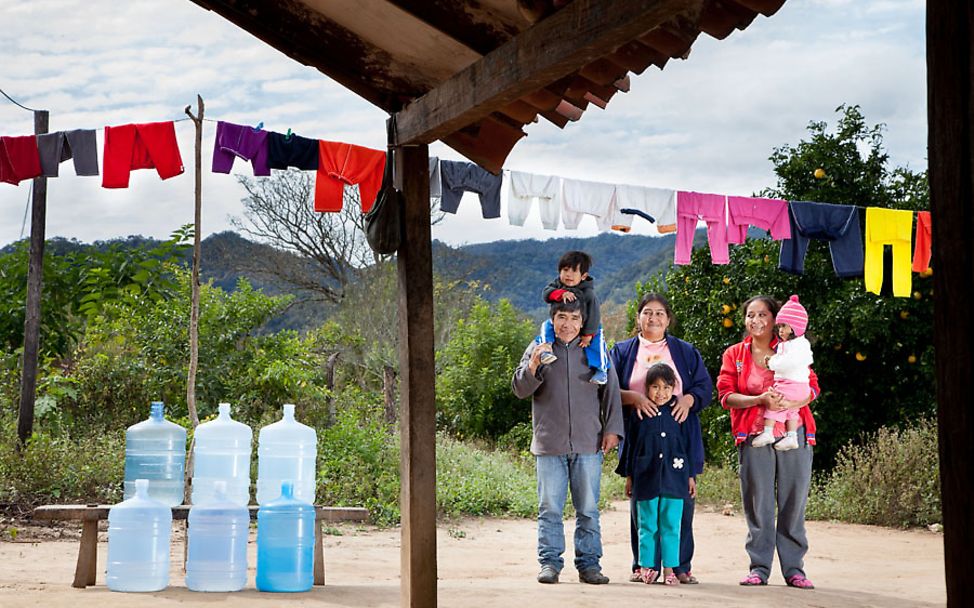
left=0, top=501, right=945, bottom=607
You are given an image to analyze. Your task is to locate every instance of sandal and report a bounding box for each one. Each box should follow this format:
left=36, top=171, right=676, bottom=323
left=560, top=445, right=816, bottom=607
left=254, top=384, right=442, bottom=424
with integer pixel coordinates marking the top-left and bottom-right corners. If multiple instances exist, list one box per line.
left=663, top=572, right=679, bottom=586
left=629, top=570, right=643, bottom=583
left=739, top=571, right=767, bottom=586
left=640, top=568, right=660, bottom=584
left=676, top=572, right=699, bottom=584
left=785, top=574, right=815, bottom=589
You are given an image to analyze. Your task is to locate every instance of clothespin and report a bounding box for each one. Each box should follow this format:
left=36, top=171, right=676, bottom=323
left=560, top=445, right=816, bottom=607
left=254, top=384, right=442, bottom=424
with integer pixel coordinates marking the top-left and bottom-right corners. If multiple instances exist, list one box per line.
left=252, top=121, right=264, bottom=132
left=285, top=127, right=292, bottom=140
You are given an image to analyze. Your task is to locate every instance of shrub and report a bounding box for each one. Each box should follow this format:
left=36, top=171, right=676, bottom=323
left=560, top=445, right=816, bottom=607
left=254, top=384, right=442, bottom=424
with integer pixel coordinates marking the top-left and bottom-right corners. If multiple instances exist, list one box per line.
left=807, top=418, right=940, bottom=527
left=694, top=463, right=742, bottom=512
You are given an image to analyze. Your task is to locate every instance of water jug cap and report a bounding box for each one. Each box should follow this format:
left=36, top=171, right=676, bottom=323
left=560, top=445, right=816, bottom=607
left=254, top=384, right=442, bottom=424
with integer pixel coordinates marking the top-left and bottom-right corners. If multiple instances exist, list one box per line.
left=150, top=401, right=164, bottom=419
left=135, top=478, right=149, bottom=497
left=283, top=403, right=296, bottom=420
left=280, top=480, right=294, bottom=499
left=218, top=403, right=231, bottom=418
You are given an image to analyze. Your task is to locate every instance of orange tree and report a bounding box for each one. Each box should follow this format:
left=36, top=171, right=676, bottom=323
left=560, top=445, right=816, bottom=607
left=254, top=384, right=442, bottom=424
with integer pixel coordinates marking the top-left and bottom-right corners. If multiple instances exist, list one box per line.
left=637, top=105, right=932, bottom=468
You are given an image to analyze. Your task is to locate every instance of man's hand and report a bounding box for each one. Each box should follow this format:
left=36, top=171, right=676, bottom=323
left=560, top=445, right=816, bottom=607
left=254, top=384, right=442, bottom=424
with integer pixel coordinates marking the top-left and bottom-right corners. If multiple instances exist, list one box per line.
left=578, top=334, right=593, bottom=348
left=631, top=394, right=659, bottom=420
left=528, top=343, right=552, bottom=376
left=672, top=394, right=694, bottom=423
left=688, top=477, right=697, bottom=499
left=625, top=476, right=633, bottom=498
left=601, top=433, right=620, bottom=453
left=561, top=291, right=577, bottom=302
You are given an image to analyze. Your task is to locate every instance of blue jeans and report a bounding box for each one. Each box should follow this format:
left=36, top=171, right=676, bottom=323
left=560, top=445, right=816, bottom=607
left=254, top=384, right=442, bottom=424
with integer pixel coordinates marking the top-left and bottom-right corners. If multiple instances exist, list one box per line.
left=536, top=452, right=604, bottom=572
left=536, top=320, right=610, bottom=373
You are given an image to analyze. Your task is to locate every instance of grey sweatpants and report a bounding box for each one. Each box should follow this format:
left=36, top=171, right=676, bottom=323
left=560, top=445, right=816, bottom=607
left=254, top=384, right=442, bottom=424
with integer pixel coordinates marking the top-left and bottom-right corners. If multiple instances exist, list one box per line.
left=737, top=428, right=812, bottom=582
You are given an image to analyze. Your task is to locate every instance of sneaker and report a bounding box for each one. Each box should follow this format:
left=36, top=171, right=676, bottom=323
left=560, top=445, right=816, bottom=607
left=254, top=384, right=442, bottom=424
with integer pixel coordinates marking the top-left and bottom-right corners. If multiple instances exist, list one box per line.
left=578, top=568, right=610, bottom=585
left=751, top=431, right=775, bottom=448
left=775, top=435, right=799, bottom=451
left=589, top=369, right=608, bottom=385
left=537, top=565, right=559, bottom=584
left=539, top=351, right=558, bottom=365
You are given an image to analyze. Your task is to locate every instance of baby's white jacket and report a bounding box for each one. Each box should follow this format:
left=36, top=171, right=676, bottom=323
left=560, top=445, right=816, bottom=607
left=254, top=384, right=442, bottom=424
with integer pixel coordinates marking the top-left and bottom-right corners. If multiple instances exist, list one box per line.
left=768, top=336, right=813, bottom=382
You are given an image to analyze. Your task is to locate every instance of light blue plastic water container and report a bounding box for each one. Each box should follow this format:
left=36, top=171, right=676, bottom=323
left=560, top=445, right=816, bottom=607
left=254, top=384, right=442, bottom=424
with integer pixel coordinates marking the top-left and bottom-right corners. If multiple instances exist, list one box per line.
left=106, top=478, right=172, bottom=592
left=256, top=404, right=317, bottom=505
left=186, top=480, right=250, bottom=592
left=256, top=481, right=315, bottom=592
left=192, top=403, right=252, bottom=506
left=124, top=402, right=186, bottom=506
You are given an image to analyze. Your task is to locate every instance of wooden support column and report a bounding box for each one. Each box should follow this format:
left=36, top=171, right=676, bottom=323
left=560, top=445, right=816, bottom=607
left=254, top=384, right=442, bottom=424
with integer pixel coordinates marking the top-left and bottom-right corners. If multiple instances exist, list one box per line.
left=394, top=141, right=436, bottom=608
left=17, top=109, right=49, bottom=445
left=927, top=2, right=973, bottom=606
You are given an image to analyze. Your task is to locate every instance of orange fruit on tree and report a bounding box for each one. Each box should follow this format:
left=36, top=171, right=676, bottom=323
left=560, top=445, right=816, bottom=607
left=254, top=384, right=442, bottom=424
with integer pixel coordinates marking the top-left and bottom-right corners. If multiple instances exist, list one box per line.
left=814, top=168, right=826, bottom=179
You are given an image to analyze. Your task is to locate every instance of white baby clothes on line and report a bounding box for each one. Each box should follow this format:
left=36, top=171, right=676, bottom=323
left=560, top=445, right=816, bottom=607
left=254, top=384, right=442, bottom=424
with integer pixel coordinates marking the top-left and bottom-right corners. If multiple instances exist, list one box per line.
left=610, top=184, right=678, bottom=233
left=508, top=170, right=560, bottom=229
left=429, top=157, right=442, bottom=200
left=560, top=178, right=618, bottom=230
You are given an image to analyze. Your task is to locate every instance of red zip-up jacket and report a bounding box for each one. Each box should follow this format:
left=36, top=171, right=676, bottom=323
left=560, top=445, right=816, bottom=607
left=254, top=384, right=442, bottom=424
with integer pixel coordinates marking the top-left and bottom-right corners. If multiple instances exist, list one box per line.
left=717, top=336, right=818, bottom=446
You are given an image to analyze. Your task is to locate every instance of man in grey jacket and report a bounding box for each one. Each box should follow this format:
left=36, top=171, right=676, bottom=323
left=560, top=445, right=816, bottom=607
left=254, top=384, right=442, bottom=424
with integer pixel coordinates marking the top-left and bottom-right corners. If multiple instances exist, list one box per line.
left=512, top=299, right=624, bottom=585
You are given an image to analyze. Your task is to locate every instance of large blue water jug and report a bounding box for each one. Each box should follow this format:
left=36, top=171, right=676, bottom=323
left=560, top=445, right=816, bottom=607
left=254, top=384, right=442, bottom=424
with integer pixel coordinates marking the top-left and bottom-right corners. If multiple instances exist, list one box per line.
left=257, top=404, right=317, bottom=505
left=124, top=402, right=186, bottom=506
left=106, top=478, right=173, bottom=592
left=192, top=403, right=252, bottom=506
left=256, top=481, right=315, bottom=592
left=186, top=480, right=250, bottom=592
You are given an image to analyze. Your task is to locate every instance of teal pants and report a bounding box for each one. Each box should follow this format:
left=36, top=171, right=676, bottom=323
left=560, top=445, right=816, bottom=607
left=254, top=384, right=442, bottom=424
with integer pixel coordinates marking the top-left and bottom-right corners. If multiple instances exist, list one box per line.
left=636, top=496, right=683, bottom=568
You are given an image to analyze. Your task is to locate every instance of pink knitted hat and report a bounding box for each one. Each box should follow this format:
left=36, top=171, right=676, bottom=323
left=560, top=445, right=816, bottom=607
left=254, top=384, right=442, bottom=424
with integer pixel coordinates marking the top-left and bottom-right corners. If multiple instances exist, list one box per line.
left=776, top=295, right=808, bottom=337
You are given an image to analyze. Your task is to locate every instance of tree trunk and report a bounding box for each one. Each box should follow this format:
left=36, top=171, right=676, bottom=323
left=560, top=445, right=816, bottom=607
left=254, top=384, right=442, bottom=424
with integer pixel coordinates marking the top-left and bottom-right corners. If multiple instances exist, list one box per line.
left=383, top=365, right=398, bottom=424
left=324, top=351, right=339, bottom=426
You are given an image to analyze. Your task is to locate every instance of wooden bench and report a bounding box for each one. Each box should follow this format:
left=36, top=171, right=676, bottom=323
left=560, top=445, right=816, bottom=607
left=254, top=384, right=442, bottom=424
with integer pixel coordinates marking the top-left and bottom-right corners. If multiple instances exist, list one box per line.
left=32, top=504, right=370, bottom=589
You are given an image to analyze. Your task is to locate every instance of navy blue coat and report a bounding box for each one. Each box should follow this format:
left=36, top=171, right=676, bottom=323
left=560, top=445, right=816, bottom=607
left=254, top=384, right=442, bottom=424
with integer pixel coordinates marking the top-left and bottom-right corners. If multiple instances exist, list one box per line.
left=610, top=334, right=712, bottom=476
left=616, top=398, right=692, bottom=501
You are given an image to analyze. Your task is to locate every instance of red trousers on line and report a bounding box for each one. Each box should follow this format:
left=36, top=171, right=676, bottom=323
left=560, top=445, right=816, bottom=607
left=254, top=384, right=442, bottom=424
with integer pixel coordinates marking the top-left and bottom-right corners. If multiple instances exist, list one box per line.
left=0, top=135, right=42, bottom=185
left=912, top=211, right=932, bottom=273
left=314, top=140, right=385, bottom=213
left=102, top=122, right=184, bottom=188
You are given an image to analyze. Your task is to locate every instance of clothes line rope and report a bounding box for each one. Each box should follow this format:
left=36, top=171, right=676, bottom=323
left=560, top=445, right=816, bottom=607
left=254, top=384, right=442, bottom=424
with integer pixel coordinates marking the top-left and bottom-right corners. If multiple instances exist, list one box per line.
left=0, top=87, right=40, bottom=113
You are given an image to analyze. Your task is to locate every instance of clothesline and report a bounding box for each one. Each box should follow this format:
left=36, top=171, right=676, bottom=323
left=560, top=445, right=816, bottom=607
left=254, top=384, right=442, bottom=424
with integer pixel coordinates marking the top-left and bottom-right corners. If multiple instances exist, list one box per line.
left=0, top=87, right=39, bottom=113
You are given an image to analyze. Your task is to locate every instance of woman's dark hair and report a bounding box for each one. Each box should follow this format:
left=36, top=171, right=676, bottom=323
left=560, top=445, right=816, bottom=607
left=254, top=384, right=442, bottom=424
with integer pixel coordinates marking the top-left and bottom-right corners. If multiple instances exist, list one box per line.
left=644, top=362, right=677, bottom=390
left=741, top=295, right=781, bottom=338
left=634, top=292, right=675, bottom=336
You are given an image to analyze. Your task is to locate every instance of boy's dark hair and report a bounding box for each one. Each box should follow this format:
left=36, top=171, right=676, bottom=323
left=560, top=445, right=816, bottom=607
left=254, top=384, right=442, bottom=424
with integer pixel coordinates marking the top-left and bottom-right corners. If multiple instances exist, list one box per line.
left=644, top=363, right=677, bottom=391
left=558, top=250, right=592, bottom=275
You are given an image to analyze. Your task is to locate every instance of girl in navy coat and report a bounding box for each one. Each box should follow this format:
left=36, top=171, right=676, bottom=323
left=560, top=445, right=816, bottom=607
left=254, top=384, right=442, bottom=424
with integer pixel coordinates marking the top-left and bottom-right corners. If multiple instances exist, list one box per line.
left=617, top=363, right=697, bottom=586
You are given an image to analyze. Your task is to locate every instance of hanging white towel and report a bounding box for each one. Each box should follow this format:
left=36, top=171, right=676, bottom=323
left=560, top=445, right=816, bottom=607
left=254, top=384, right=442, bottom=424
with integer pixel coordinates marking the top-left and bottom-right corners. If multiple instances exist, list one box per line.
left=560, top=178, right=617, bottom=230
left=609, top=184, right=677, bottom=233
left=508, top=170, right=560, bottom=229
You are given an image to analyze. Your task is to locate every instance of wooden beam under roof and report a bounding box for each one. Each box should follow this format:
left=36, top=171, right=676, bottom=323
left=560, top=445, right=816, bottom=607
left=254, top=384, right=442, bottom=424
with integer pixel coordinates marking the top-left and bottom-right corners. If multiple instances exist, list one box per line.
left=394, top=0, right=692, bottom=146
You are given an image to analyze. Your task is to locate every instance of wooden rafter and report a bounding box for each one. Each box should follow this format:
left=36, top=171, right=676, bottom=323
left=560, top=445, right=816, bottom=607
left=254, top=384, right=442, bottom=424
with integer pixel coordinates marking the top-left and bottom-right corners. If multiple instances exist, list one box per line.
left=395, top=0, right=692, bottom=146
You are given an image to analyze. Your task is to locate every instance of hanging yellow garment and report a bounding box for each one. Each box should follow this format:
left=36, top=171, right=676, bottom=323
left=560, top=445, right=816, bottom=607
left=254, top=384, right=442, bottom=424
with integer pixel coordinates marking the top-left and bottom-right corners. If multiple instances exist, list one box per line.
left=864, top=207, right=914, bottom=297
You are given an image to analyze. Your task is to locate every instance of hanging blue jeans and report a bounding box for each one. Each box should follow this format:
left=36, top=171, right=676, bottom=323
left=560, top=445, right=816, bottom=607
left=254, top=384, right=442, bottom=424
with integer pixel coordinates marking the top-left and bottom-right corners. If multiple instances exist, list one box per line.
left=536, top=452, right=604, bottom=572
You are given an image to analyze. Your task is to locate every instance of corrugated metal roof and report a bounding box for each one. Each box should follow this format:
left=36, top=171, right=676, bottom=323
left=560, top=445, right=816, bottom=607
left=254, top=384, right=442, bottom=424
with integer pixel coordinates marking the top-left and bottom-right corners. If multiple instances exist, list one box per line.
left=188, top=0, right=787, bottom=172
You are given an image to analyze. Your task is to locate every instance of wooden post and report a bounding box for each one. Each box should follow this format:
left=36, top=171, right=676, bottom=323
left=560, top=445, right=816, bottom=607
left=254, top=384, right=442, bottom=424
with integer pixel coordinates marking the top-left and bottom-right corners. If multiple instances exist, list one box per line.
left=183, top=97, right=204, bottom=510
left=17, top=109, right=49, bottom=445
left=394, top=139, right=436, bottom=608
left=927, top=3, right=973, bottom=606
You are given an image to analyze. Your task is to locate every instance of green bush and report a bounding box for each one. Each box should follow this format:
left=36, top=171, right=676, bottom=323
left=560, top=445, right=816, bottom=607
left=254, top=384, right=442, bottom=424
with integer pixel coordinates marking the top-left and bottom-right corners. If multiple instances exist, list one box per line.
left=695, top=463, right=742, bottom=512
left=0, top=412, right=123, bottom=513
left=807, top=418, right=940, bottom=527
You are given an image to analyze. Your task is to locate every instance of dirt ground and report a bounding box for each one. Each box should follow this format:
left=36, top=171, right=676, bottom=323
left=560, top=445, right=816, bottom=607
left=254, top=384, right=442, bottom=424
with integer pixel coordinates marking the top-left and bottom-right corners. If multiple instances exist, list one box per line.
left=0, top=500, right=945, bottom=607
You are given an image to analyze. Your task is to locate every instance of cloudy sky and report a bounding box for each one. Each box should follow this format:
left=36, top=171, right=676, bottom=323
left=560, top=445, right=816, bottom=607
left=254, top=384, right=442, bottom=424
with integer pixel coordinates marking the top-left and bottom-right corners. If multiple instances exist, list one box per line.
left=0, top=0, right=925, bottom=247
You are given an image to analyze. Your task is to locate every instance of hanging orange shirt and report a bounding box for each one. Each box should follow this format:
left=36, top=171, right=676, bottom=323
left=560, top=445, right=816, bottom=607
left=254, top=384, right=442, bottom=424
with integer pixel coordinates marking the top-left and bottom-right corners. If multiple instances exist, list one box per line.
left=314, top=140, right=385, bottom=213
left=912, top=211, right=932, bottom=272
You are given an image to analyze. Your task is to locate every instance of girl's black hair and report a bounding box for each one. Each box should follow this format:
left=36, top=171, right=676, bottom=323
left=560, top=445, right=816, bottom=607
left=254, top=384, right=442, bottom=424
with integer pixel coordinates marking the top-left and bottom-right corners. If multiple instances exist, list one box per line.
left=644, top=363, right=677, bottom=390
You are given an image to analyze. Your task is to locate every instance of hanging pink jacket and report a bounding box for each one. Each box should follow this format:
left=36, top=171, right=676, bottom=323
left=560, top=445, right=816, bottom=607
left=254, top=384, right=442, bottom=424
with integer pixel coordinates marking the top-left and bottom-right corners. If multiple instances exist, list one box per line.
left=727, top=196, right=791, bottom=244
left=674, top=191, right=728, bottom=265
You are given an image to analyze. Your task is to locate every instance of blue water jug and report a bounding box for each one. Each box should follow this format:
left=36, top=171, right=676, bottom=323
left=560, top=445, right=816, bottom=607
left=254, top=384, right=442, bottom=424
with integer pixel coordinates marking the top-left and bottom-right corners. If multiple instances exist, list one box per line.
left=257, top=404, right=317, bottom=505
left=192, top=403, right=252, bottom=506
left=124, top=401, right=186, bottom=506
left=106, top=478, right=173, bottom=592
left=186, top=480, right=250, bottom=592
left=256, top=481, right=315, bottom=592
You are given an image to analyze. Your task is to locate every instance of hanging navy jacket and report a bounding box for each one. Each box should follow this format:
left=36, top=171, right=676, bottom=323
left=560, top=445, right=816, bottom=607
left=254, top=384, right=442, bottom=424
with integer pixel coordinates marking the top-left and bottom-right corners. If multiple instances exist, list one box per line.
left=778, top=200, right=864, bottom=277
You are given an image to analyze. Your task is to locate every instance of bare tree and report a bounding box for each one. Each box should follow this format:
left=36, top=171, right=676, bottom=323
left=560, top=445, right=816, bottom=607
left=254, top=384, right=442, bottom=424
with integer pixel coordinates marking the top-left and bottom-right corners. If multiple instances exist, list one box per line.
left=230, top=170, right=376, bottom=302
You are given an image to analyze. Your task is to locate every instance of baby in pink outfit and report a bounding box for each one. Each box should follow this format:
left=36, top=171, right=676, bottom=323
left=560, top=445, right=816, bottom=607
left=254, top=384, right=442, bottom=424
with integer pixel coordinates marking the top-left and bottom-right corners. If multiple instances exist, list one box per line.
left=753, top=295, right=813, bottom=452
